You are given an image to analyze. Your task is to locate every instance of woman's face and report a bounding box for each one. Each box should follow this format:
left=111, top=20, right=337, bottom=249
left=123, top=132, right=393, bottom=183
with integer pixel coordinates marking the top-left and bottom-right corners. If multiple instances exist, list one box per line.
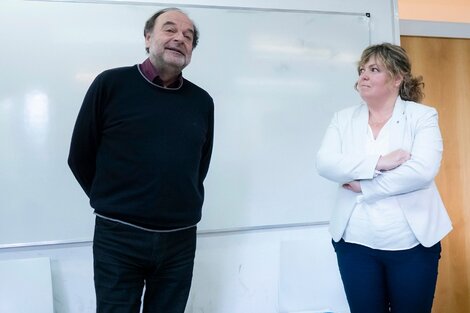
left=357, top=56, right=401, bottom=103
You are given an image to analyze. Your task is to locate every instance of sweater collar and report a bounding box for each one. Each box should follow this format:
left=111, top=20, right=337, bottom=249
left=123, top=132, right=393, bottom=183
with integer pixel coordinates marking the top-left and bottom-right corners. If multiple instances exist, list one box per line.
left=139, top=58, right=183, bottom=89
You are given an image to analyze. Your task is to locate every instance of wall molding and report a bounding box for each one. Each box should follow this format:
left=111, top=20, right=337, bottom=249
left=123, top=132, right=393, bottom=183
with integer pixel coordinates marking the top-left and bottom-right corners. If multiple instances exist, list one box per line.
left=400, top=19, right=470, bottom=39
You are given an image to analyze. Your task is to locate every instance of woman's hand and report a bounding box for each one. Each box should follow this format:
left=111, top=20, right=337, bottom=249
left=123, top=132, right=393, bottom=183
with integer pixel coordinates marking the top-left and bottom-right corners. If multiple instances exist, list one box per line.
left=343, top=180, right=362, bottom=193
left=376, top=149, right=411, bottom=171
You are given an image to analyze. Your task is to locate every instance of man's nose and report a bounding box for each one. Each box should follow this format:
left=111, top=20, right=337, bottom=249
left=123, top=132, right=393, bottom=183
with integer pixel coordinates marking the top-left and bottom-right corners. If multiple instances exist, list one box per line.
left=173, top=31, right=185, bottom=42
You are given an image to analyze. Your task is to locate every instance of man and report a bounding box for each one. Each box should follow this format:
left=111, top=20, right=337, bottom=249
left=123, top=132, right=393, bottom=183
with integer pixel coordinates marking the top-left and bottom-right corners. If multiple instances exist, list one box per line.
left=68, top=8, right=214, bottom=313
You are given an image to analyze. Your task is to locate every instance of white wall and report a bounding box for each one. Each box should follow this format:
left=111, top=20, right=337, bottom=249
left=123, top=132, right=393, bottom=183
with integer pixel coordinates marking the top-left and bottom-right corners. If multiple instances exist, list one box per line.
left=0, top=1, right=397, bottom=312
left=0, top=225, right=346, bottom=313
left=398, top=0, right=470, bottom=23
left=397, top=0, right=470, bottom=39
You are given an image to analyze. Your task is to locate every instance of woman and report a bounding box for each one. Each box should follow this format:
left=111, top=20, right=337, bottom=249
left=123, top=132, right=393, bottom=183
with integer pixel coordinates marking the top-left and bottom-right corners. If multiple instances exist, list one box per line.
left=316, top=43, right=452, bottom=313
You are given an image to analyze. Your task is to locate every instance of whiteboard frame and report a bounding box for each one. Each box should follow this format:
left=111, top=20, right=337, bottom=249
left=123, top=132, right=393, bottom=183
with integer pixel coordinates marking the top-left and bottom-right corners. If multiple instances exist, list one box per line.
left=1, top=1, right=370, bottom=248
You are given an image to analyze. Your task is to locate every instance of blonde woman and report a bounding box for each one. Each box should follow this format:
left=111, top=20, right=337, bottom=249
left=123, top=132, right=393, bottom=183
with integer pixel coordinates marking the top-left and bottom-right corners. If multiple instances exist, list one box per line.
left=316, top=43, right=452, bottom=313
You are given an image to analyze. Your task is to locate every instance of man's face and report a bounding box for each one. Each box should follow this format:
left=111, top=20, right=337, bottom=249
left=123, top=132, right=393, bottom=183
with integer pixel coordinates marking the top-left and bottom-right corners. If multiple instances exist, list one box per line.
left=145, top=10, right=194, bottom=72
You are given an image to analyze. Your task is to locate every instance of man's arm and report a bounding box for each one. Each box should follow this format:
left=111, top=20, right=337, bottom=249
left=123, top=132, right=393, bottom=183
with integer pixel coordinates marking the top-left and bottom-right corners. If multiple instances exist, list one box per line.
left=199, top=100, right=214, bottom=182
left=68, top=75, right=104, bottom=197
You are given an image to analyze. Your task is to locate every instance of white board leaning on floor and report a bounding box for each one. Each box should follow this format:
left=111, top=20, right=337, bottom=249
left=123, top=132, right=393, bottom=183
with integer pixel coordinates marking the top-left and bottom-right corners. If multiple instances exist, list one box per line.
left=0, top=0, right=369, bottom=247
left=0, top=257, right=54, bottom=313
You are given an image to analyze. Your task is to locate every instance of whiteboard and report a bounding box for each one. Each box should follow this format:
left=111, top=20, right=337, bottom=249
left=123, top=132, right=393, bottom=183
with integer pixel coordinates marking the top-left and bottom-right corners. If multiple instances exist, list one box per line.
left=0, top=0, right=369, bottom=247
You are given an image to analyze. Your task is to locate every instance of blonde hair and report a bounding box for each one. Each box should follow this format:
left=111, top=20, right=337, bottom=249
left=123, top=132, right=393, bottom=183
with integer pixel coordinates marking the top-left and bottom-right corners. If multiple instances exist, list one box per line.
left=356, top=43, right=424, bottom=102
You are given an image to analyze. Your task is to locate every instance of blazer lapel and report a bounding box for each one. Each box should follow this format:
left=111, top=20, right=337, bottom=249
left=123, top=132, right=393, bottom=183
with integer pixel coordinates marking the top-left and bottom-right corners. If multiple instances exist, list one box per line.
left=389, top=97, right=409, bottom=151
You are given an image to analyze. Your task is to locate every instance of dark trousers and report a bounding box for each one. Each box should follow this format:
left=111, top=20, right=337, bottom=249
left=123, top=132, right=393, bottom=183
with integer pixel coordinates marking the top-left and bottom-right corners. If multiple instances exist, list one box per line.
left=332, top=239, right=441, bottom=313
left=93, top=217, right=197, bottom=313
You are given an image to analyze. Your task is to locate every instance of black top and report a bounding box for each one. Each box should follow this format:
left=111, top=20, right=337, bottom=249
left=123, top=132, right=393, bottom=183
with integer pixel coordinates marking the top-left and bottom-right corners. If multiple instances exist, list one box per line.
left=68, top=65, right=214, bottom=230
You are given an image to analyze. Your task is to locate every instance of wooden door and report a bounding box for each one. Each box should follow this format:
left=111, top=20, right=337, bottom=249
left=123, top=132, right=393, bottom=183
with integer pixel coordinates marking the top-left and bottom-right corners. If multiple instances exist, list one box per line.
left=401, top=36, right=470, bottom=313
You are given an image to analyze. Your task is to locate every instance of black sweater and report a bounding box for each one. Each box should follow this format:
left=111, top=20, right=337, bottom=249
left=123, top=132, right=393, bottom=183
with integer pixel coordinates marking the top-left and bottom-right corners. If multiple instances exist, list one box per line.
left=68, top=65, right=214, bottom=230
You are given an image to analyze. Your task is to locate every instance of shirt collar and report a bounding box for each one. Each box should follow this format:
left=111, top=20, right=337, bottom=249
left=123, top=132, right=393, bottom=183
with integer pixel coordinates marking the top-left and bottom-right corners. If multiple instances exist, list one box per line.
left=139, top=58, right=183, bottom=89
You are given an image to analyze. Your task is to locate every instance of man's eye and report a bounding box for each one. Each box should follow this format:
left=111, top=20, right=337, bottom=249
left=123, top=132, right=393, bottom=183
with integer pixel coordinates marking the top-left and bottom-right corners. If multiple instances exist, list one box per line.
left=183, top=33, right=193, bottom=41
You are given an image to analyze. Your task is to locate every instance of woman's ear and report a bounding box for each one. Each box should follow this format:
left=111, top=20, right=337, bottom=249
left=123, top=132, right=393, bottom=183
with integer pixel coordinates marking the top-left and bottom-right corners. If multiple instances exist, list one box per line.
left=394, top=75, right=403, bottom=88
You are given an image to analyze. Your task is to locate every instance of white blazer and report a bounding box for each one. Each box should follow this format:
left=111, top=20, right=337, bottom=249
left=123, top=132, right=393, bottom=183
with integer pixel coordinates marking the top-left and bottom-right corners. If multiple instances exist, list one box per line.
left=316, top=97, right=452, bottom=247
